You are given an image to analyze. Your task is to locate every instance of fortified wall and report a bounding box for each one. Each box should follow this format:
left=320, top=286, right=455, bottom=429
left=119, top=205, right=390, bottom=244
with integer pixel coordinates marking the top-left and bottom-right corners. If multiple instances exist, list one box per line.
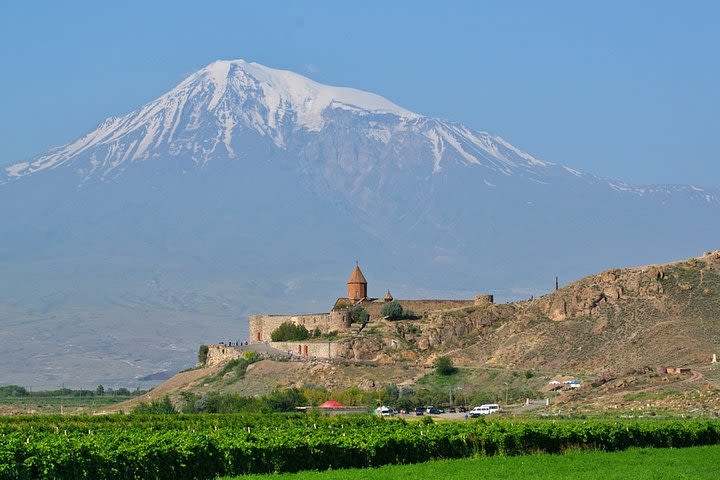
left=360, top=296, right=493, bottom=318
left=250, top=311, right=351, bottom=343
left=204, top=344, right=244, bottom=367
left=270, top=340, right=338, bottom=359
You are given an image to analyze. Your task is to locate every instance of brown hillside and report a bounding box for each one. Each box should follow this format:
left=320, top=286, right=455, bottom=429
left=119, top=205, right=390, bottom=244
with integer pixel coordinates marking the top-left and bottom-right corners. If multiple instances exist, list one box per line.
left=421, top=250, right=720, bottom=374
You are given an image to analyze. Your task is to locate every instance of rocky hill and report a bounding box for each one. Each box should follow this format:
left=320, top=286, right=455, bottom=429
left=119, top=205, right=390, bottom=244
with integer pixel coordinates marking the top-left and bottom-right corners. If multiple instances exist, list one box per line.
left=419, top=250, right=720, bottom=374
left=125, top=251, right=720, bottom=413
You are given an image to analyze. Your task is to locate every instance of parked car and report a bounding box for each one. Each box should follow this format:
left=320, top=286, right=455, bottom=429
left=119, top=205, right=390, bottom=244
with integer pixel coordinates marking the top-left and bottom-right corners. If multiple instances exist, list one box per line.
left=376, top=406, right=396, bottom=417
left=414, top=407, right=424, bottom=416
left=427, top=407, right=444, bottom=414
left=459, top=406, right=467, bottom=413
left=469, top=406, right=485, bottom=417
left=449, top=407, right=457, bottom=413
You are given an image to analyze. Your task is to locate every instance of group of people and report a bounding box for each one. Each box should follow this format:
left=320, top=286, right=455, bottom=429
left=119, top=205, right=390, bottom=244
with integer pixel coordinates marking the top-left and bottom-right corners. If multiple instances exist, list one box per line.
left=219, top=340, right=249, bottom=347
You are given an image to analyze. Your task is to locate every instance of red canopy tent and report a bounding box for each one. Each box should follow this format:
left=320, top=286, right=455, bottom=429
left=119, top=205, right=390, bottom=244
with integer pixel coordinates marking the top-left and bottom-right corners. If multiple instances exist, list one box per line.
left=318, top=400, right=343, bottom=408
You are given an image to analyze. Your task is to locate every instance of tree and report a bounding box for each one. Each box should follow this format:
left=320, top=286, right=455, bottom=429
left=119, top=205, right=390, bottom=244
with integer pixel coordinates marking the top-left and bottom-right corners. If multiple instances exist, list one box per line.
left=434, top=356, right=457, bottom=376
left=95, top=385, right=105, bottom=396
left=271, top=322, right=309, bottom=342
left=198, top=344, right=209, bottom=365
left=380, top=301, right=404, bottom=320
left=351, top=306, right=369, bottom=324
left=0, top=385, right=29, bottom=397
left=264, top=388, right=307, bottom=412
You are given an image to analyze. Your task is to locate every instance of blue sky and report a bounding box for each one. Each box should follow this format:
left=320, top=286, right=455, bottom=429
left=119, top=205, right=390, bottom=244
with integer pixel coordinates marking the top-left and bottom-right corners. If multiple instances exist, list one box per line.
left=1, top=1, right=718, bottom=186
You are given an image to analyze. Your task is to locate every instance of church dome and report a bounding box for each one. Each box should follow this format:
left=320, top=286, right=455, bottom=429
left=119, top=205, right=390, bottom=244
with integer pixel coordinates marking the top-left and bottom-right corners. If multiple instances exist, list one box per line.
left=347, top=264, right=368, bottom=302
left=347, top=265, right=367, bottom=284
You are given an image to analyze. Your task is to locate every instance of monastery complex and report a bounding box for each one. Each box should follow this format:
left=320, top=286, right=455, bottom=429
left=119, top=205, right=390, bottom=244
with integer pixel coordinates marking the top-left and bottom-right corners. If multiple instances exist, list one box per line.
left=248, top=264, right=493, bottom=358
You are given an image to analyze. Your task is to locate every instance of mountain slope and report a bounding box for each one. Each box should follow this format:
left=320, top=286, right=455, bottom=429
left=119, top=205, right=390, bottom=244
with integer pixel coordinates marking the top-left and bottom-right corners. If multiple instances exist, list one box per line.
left=1, top=59, right=718, bottom=389
left=439, top=250, right=720, bottom=373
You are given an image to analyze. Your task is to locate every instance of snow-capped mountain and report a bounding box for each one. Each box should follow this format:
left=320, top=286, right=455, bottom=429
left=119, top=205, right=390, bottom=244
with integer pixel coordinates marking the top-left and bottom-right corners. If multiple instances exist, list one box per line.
left=1, top=60, right=718, bottom=388
left=6, top=60, right=717, bottom=204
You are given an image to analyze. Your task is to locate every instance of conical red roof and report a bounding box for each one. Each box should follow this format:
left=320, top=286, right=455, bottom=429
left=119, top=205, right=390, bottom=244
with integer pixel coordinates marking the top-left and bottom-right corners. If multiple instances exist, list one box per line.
left=347, top=265, right=367, bottom=284
left=319, top=400, right=343, bottom=408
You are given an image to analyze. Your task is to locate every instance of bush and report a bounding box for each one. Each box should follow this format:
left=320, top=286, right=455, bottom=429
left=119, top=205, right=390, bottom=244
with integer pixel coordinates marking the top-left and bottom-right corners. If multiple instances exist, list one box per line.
left=381, top=301, right=405, bottom=320
left=434, top=356, right=457, bottom=376
left=131, top=396, right=177, bottom=414
left=243, top=350, right=261, bottom=363
left=381, top=301, right=417, bottom=320
left=271, top=322, right=309, bottom=341
left=212, top=353, right=261, bottom=382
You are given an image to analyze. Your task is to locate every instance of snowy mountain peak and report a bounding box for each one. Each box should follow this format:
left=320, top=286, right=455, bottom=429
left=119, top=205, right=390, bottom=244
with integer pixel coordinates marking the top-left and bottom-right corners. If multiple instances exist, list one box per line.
left=183, top=59, right=419, bottom=129
left=5, top=59, right=430, bottom=180
left=11, top=58, right=710, bottom=207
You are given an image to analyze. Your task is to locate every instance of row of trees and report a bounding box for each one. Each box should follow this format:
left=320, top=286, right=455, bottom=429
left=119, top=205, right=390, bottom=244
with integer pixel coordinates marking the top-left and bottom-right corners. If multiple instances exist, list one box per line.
left=0, top=384, right=141, bottom=398
left=133, top=373, right=540, bottom=415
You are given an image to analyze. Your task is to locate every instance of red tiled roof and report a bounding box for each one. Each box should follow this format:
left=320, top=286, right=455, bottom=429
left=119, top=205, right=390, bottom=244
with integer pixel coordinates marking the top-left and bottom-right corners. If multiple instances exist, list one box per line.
left=347, top=265, right=367, bottom=284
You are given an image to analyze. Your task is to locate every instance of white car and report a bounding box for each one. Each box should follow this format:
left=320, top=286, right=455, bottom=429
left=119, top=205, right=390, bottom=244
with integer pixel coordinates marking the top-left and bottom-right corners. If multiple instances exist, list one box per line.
left=376, top=405, right=396, bottom=416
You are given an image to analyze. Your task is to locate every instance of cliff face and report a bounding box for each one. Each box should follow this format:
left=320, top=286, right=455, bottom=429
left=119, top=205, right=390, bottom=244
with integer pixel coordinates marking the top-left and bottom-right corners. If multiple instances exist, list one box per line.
left=332, top=251, right=720, bottom=375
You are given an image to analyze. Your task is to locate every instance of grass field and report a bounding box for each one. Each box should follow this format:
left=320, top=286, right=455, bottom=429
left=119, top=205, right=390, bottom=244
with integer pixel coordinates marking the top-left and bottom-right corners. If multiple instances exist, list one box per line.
left=229, top=444, right=720, bottom=480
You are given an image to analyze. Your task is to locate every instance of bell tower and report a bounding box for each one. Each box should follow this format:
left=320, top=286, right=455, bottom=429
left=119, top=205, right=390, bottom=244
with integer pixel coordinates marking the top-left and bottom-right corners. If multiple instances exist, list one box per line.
left=347, top=263, right=368, bottom=302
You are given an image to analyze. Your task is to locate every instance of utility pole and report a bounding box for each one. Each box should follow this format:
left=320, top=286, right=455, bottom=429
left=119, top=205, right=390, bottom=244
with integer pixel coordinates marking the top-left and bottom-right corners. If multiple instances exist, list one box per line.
left=555, top=276, right=559, bottom=291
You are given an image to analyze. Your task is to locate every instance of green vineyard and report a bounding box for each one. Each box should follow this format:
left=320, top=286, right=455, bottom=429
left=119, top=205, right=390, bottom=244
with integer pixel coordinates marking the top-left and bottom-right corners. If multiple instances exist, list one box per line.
left=1, top=415, right=720, bottom=479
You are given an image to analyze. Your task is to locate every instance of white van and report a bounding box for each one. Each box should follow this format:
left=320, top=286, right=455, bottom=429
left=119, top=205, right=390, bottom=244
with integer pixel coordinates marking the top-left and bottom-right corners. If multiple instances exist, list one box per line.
left=469, top=404, right=500, bottom=417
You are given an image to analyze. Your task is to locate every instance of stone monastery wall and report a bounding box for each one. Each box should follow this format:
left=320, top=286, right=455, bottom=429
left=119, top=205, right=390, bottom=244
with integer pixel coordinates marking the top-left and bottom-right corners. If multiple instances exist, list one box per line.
left=204, top=344, right=244, bottom=367
left=269, top=340, right=337, bottom=359
left=361, top=299, right=477, bottom=318
left=250, top=311, right=350, bottom=343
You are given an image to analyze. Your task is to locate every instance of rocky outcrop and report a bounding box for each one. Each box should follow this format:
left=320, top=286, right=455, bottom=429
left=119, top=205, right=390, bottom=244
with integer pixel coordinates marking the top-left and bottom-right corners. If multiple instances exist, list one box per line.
left=418, top=304, right=513, bottom=350
left=334, top=336, right=386, bottom=360
left=535, top=264, right=670, bottom=321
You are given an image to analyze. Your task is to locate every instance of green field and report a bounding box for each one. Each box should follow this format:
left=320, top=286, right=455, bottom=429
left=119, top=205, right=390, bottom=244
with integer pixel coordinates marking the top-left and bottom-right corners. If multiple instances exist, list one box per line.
left=2, top=415, right=720, bottom=479
left=231, top=445, right=720, bottom=480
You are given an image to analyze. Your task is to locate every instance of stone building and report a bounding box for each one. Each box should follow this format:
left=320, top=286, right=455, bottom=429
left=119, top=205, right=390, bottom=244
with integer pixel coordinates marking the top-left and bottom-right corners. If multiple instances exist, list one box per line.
left=346, top=263, right=368, bottom=302
left=249, top=263, right=493, bottom=346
